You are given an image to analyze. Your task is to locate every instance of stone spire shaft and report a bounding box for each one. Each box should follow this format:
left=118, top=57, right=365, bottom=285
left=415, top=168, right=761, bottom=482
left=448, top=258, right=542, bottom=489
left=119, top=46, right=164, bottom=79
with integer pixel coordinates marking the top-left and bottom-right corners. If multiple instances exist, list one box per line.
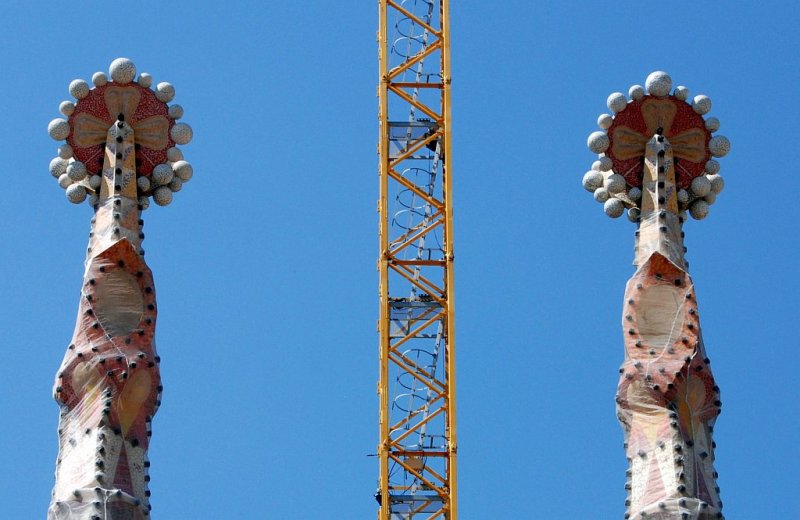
left=617, top=135, right=721, bottom=519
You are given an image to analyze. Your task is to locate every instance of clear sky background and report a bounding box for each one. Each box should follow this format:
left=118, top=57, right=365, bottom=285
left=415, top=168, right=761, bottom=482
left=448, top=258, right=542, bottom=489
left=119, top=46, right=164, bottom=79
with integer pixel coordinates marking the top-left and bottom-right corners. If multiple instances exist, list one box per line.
left=1, top=1, right=798, bottom=518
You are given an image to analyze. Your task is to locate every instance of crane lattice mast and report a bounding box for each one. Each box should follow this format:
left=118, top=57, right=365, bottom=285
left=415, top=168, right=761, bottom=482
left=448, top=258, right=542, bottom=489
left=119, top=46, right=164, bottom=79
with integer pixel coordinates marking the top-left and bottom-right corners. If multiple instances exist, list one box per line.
left=376, top=1, right=457, bottom=518
left=582, top=71, right=731, bottom=519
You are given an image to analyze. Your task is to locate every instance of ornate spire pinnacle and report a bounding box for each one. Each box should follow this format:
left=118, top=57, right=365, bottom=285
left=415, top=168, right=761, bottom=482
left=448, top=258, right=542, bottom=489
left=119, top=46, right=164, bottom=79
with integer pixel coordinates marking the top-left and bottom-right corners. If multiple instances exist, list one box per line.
left=583, top=71, right=729, bottom=231
left=583, top=71, right=730, bottom=519
left=48, top=57, right=193, bottom=210
left=46, top=58, right=193, bottom=520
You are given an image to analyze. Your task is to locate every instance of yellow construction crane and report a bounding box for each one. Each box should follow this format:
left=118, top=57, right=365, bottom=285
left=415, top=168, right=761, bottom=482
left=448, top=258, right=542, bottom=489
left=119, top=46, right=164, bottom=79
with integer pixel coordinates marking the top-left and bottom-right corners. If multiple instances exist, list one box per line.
left=376, top=1, right=457, bottom=518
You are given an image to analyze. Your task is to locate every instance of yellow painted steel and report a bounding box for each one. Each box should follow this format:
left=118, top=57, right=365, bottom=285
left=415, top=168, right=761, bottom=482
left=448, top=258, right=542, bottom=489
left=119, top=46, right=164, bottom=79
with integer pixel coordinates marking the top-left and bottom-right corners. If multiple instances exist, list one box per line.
left=378, top=0, right=391, bottom=518
left=378, top=1, right=456, bottom=518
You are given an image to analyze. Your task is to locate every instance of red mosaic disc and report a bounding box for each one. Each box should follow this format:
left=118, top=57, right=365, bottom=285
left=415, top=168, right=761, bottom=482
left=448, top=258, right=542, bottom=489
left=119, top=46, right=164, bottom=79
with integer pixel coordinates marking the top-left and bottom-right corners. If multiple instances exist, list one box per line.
left=67, top=83, right=174, bottom=176
left=607, top=96, right=711, bottom=189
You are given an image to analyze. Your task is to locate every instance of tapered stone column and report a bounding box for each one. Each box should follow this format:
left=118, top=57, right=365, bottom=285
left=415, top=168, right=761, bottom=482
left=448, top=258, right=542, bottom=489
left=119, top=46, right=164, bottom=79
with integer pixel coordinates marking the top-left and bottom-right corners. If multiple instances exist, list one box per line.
left=582, top=71, right=730, bottom=519
left=46, top=58, right=194, bottom=519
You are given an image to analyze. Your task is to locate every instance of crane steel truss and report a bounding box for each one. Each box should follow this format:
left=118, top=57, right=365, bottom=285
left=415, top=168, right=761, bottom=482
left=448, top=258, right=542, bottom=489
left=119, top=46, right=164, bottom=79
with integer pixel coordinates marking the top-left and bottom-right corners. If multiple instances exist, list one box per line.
left=377, top=1, right=457, bottom=519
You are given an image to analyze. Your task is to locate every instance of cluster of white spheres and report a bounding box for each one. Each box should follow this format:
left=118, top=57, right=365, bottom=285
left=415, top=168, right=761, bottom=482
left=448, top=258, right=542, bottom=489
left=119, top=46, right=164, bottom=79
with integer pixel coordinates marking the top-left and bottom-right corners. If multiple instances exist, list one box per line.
left=583, top=71, right=730, bottom=221
left=582, top=164, right=640, bottom=219
left=47, top=57, right=194, bottom=207
left=684, top=170, right=726, bottom=220
left=49, top=157, right=94, bottom=204
left=139, top=157, right=195, bottom=207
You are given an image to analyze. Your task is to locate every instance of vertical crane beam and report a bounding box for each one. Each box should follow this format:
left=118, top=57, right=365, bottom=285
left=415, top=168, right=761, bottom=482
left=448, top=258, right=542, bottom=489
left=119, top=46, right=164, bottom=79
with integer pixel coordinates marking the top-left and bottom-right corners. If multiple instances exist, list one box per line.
left=377, top=2, right=457, bottom=518
left=46, top=58, right=194, bottom=519
left=582, top=71, right=731, bottom=519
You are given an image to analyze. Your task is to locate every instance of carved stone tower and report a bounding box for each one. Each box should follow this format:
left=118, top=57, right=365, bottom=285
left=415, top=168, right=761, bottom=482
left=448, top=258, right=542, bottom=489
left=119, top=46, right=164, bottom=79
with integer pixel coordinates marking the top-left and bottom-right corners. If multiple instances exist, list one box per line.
left=46, top=58, right=194, bottom=519
left=582, top=71, right=730, bottom=519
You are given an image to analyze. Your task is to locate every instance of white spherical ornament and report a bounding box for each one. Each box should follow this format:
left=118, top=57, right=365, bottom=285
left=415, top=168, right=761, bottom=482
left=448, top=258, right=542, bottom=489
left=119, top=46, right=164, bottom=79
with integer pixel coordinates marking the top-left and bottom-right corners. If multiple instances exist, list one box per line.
left=137, top=175, right=151, bottom=192
left=709, top=135, right=730, bottom=157
left=138, top=195, right=150, bottom=210
left=58, top=144, right=73, bottom=159
left=169, top=177, right=183, bottom=192
left=708, top=174, right=724, bottom=194
left=66, top=161, right=87, bottom=181
left=597, top=113, right=613, bottom=130
left=156, top=82, right=175, bottom=102
left=168, top=104, right=184, bottom=120
left=705, top=159, right=720, bottom=175
left=628, top=85, right=645, bottom=100
left=88, top=193, right=99, bottom=206
left=166, top=147, right=183, bottom=162
left=88, top=174, right=102, bottom=190
left=587, top=131, right=609, bottom=154
left=692, top=95, right=712, bottom=115
left=704, top=192, right=717, bottom=205
left=151, top=163, right=174, bottom=186
left=628, top=187, right=642, bottom=201
left=705, top=117, right=720, bottom=132
left=153, top=186, right=173, bottom=206
left=172, top=160, right=193, bottom=181
left=627, top=207, right=641, bottom=222
left=594, top=187, right=610, bottom=203
left=69, top=79, right=90, bottom=100
left=48, top=118, right=70, bottom=140
left=58, top=173, right=73, bottom=189
left=690, top=176, right=711, bottom=197
left=645, top=71, right=672, bottom=96
left=582, top=170, right=604, bottom=192
left=92, top=72, right=108, bottom=87
left=170, top=123, right=193, bottom=145
left=677, top=189, right=689, bottom=204
left=49, top=157, right=69, bottom=178
left=59, top=101, right=75, bottom=117
left=604, top=198, right=624, bottom=218
left=66, top=184, right=87, bottom=204
left=689, top=199, right=709, bottom=220
left=673, top=86, right=689, bottom=100
left=138, top=72, right=153, bottom=88
left=109, top=58, right=136, bottom=84
left=607, top=92, right=628, bottom=114
left=594, top=156, right=613, bottom=171
left=605, top=173, right=626, bottom=194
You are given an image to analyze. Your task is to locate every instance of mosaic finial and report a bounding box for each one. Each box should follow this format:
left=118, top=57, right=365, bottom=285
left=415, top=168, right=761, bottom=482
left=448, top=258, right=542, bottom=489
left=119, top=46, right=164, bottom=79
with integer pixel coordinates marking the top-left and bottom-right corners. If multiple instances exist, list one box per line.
left=583, top=71, right=730, bottom=223
left=47, top=57, right=194, bottom=208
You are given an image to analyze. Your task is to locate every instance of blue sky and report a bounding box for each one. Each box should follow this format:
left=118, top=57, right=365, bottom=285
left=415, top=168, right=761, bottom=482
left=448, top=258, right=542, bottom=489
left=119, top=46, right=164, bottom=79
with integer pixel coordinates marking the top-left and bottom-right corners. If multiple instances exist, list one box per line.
left=1, top=1, right=798, bottom=518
